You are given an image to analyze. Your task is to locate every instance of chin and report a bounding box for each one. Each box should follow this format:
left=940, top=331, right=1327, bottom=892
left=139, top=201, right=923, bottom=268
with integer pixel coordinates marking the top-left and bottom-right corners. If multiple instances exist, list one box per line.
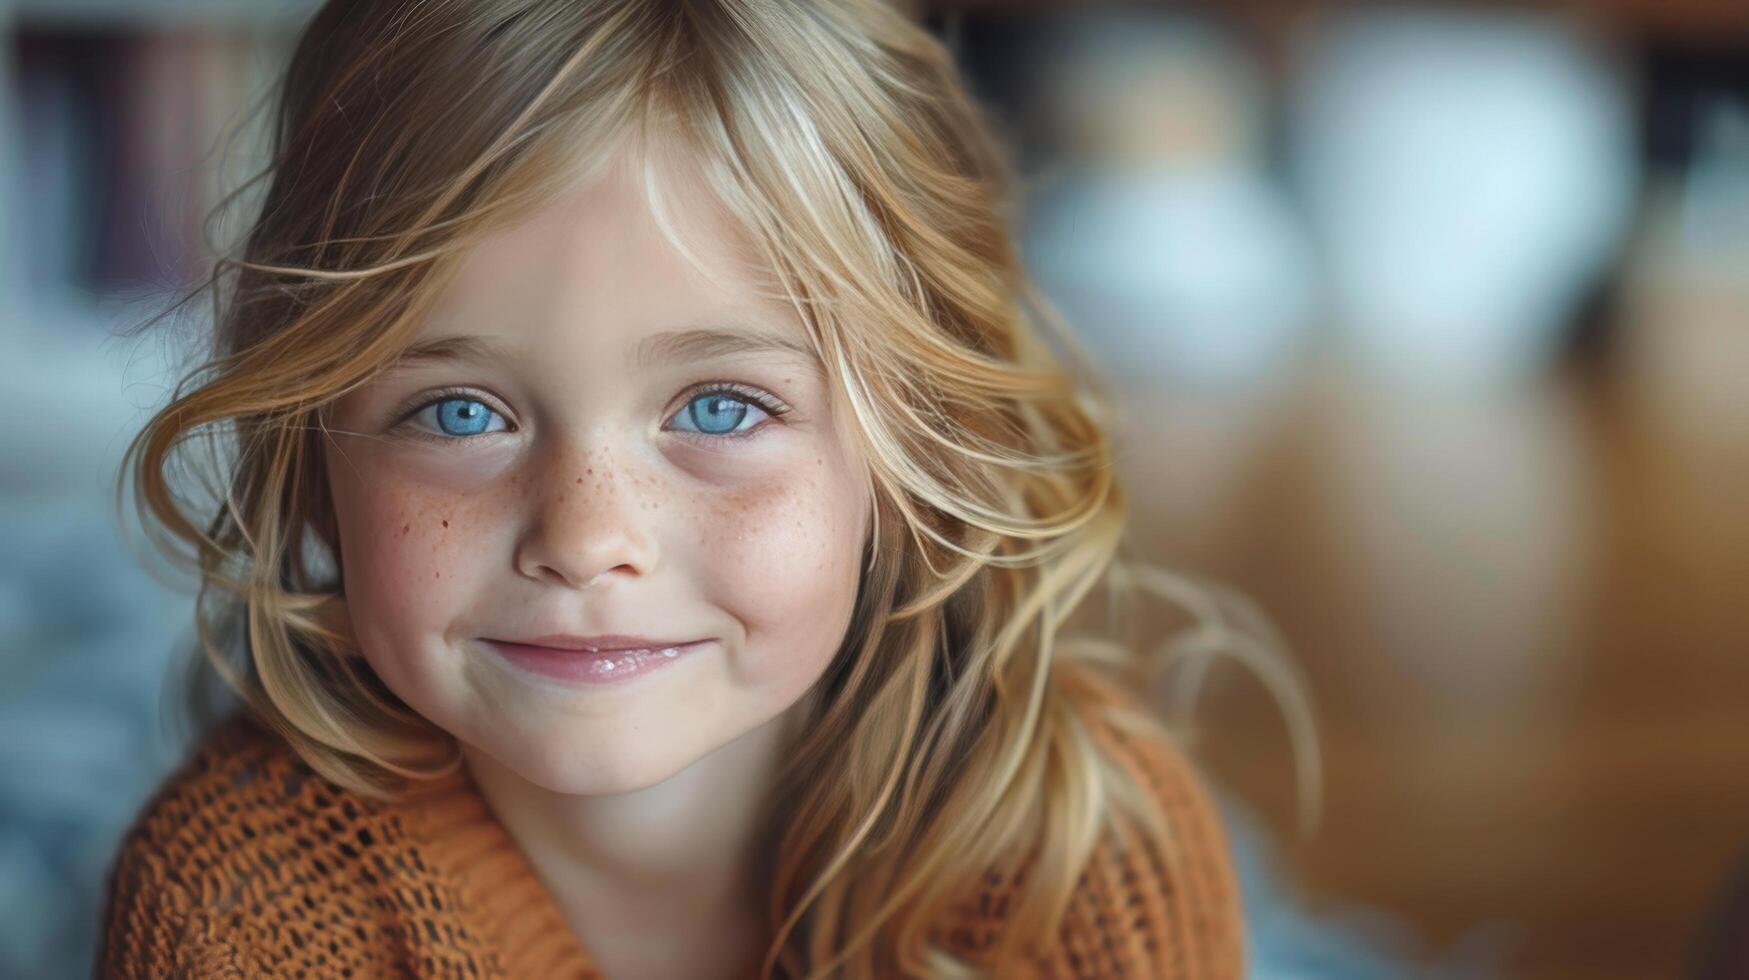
left=496, top=730, right=698, bottom=797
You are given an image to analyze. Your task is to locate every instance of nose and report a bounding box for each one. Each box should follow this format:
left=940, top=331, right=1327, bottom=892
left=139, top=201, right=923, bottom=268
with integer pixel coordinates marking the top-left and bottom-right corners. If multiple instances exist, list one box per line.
left=513, top=455, right=658, bottom=590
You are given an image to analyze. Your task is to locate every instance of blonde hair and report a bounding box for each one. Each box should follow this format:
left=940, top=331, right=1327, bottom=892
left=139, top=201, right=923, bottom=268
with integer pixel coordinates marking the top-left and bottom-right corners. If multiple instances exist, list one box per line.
left=119, top=1, right=1319, bottom=976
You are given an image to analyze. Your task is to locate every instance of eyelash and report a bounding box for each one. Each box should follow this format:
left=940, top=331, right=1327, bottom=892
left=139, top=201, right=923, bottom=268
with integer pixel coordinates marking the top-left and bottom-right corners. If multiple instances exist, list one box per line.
left=389, top=381, right=792, bottom=446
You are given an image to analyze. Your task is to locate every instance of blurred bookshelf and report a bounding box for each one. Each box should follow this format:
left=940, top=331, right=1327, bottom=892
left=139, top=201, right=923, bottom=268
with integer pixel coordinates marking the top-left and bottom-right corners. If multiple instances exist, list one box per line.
left=10, top=0, right=317, bottom=29
left=2, top=0, right=311, bottom=311
left=1, top=0, right=316, bottom=506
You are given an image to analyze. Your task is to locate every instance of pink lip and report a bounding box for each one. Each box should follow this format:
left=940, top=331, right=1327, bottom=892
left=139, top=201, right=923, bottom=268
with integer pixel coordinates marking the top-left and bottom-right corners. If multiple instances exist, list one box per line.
left=481, top=638, right=709, bottom=686
left=503, top=634, right=701, bottom=652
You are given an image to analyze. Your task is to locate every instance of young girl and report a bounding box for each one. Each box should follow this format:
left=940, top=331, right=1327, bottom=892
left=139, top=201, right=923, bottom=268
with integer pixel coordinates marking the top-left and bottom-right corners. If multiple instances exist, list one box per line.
left=99, top=1, right=1314, bottom=977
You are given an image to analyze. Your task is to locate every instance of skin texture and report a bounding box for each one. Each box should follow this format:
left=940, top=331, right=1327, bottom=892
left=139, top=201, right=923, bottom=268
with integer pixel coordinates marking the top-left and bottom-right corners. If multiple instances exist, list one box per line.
left=321, top=141, right=873, bottom=979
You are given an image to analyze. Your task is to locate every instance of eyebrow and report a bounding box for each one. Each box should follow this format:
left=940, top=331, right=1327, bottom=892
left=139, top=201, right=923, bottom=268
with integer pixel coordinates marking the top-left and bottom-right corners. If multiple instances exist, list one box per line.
left=393, top=325, right=822, bottom=376
left=634, top=325, right=821, bottom=374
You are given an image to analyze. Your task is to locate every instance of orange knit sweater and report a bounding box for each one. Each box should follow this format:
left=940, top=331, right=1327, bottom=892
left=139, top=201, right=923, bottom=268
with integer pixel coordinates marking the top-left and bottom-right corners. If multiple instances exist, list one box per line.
left=96, top=709, right=1244, bottom=978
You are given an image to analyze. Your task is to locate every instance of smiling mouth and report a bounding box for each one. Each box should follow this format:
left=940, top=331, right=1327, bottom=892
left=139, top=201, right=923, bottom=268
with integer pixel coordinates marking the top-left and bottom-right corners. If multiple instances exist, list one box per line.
left=479, top=638, right=710, bottom=685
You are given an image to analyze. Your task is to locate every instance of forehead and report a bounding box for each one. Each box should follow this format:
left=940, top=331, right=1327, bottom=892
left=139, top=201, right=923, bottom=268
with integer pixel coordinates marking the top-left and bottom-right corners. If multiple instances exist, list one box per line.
left=447, top=142, right=776, bottom=306
left=424, top=139, right=801, bottom=357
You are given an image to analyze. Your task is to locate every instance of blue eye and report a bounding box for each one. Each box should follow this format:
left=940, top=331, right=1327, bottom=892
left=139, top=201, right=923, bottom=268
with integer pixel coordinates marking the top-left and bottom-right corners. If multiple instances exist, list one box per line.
left=669, top=390, right=772, bottom=437
left=411, top=396, right=508, bottom=438
left=393, top=383, right=787, bottom=445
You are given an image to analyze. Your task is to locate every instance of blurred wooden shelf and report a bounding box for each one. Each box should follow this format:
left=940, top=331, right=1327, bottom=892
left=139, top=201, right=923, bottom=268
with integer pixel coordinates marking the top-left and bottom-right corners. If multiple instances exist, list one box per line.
left=1112, top=350, right=1749, bottom=980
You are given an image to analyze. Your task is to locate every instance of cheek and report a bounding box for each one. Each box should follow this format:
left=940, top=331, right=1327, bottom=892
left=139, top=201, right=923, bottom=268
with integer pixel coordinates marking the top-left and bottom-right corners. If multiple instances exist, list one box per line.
left=325, top=446, right=512, bottom=653
left=700, top=458, right=868, bottom=681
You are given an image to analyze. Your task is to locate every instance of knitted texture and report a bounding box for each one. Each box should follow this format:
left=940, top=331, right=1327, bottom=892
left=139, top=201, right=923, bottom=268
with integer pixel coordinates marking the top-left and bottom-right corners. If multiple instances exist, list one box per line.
left=96, top=710, right=1243, bottom=978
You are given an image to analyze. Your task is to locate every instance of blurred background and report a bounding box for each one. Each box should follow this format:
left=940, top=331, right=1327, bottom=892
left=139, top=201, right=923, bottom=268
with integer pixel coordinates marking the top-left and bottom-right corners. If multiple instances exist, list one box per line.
left=2, top=1, right=1746, bottom=978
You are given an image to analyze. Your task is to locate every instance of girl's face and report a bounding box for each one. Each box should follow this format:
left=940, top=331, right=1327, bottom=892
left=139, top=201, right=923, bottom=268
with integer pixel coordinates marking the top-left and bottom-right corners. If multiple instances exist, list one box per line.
left=323, top=148, right=872, bottom=795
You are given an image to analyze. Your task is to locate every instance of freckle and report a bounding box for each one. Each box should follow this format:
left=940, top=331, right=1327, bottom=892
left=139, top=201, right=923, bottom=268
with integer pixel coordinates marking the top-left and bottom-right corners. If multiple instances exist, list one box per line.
left=434, top=571, right=440, bottom=579
left=576, top=477, right=583, bottom=484
left=586, top=468, right=593, bottom=475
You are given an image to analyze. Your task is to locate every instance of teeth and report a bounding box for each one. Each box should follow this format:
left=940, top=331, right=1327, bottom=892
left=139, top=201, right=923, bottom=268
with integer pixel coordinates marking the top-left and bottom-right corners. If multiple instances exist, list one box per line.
left=585, top=645, right=683, bottom=657
left=578, top=645, right=685, bottom=669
